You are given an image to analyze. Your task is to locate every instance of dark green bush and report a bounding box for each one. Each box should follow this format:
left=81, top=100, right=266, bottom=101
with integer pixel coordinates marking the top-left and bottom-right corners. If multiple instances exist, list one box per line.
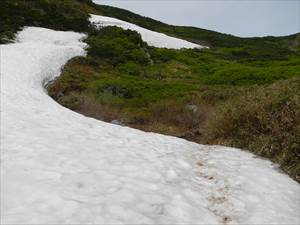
left=87, top=27, right=149, bottom=65
left=0, top=0, right=92, bottom=43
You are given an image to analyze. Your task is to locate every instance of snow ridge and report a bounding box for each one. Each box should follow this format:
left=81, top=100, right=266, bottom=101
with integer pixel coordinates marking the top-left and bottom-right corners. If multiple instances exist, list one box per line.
left=1, top=27, right=299, bottom=224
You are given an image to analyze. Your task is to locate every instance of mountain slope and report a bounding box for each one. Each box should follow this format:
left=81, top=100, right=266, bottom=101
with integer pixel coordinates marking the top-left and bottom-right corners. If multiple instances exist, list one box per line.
left=89, top=1, right=300, bottom=55
left=1, top=0, right=299, bottom=52
left=1, top=26, right=299, bottom=225
left=1, top=0, right=300, bottom=223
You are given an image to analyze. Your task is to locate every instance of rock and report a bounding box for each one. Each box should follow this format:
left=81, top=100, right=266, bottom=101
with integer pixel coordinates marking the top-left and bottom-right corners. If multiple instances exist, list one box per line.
left=111, top=120, right=124, bottom=126
left=186, top=104, right=198, bottom=113
left=101, top=86, right=132, bottom=99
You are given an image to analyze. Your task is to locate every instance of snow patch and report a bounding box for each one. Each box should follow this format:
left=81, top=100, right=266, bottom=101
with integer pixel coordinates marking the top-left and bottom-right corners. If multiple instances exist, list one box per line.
left=90, top=14, right=204, bottom=49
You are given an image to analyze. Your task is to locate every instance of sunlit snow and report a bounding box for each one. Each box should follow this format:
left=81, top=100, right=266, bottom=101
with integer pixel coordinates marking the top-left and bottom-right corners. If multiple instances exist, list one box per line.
left=90, top=14, right=204, bottom=49
left=0, top=27, right=299, bottom=224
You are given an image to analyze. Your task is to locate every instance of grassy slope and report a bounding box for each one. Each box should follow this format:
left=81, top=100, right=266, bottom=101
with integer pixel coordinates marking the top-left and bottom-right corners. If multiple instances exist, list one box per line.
left=1, top=0, right=299, bottom=181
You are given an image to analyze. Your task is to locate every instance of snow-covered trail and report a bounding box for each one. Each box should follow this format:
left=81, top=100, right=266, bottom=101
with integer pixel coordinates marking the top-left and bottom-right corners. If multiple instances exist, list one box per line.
left=0, top=27, right=299, bottom=224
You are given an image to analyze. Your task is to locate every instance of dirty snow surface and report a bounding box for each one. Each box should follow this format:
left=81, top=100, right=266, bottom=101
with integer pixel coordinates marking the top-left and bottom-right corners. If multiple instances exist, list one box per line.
left=90, top=14, right=203, bottom=49
left=1, top=27, right=299, bottom=224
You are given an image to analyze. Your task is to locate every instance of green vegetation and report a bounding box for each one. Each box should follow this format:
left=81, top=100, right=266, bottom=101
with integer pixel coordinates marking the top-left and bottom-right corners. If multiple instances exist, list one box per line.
left=2, top=0, right=299, bottom=181
left=205, top=78, right=300, bottom=180
left=2, top=0, right=300, bottom=51
left=0, top=0, right=92, bottom=43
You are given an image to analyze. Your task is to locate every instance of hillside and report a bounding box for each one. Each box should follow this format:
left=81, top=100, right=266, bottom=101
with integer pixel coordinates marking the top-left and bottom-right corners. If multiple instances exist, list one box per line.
left=91, top=2, right=300, bottom=52
left=1, top=23, right=299, bottom=225
left=1, top=0, right=300, bottom=50
left=1, top=0, right=300, bottom=223
left=1, top=0, right=299, bottom=182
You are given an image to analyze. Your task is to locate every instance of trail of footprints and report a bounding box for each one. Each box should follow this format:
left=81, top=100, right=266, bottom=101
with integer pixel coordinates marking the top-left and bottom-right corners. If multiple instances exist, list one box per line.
left=195, top=152, right=235, bottom=224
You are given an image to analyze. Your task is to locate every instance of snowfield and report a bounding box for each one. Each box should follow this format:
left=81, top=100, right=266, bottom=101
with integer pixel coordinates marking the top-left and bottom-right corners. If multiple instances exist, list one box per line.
left=90, top=14, right=204, bottom=49
left=0, top=27, right=299, bottom=224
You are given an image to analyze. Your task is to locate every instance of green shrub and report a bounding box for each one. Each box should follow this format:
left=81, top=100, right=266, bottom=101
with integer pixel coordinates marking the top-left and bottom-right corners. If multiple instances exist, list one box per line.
left=204, top=78, right=300, bottom=181
left=117, top=62, right=143, bottom=76
left=87, top=27, right=149, bottom=65
left=0, top=0, right=92, bottom=43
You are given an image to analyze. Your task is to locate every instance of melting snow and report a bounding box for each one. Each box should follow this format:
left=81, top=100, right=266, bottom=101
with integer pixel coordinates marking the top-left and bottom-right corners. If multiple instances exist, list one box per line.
left=90, top=14, right=203, bottom=49
left=0, top=27, right=299, bottom=224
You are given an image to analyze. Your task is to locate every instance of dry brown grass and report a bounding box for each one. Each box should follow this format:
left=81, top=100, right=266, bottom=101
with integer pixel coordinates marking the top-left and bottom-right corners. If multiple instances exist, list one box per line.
left=74, top=95, right=121, bottom=122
